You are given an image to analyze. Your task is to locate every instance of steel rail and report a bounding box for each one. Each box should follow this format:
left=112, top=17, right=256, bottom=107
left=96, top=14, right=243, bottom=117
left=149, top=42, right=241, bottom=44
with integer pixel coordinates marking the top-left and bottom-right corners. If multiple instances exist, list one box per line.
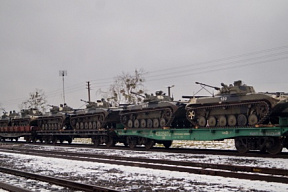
left=0, top=181, right=32, bottom=192
left=0, top=166, right=119, bottom=192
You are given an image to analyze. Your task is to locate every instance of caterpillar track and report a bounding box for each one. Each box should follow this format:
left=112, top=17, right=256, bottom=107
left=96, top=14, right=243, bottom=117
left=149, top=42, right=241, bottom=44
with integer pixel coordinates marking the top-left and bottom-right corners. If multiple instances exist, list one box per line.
left=186, top=100, right=271, bottom=128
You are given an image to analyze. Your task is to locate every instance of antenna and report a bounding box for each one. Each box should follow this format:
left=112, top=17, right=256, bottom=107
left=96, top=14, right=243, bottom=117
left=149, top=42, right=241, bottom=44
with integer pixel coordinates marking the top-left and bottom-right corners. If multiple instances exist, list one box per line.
left=59, top=70, right=67, bottom=103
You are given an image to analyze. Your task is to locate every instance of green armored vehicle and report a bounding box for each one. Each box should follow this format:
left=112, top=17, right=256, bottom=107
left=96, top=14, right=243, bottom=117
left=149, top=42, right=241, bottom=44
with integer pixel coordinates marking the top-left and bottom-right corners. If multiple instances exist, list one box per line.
left=185, top=80, right=288, bottom=128
left=0, top=111, right=14, bottom=127
left=11, top=108, right=42, bottom=127
left=37, top=104, right=74, bottom=130
left=69, top=99, right=121, bottom=130
left=120, top=91, right=188, bottom=129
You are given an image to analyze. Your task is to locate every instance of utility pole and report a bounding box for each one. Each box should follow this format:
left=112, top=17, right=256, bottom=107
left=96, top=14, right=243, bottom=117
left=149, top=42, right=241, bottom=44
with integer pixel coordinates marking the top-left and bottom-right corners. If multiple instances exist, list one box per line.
left=167, top=85, right=175, bottom=98
left=86, top=81, right=91, bottom=102
left=59, top=70, right=67, bottom=104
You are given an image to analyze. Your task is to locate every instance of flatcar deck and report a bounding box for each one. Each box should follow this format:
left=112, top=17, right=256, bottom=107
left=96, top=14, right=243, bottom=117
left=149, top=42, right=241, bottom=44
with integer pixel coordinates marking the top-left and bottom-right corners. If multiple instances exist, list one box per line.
left=115, top=126, right=288, bottom=141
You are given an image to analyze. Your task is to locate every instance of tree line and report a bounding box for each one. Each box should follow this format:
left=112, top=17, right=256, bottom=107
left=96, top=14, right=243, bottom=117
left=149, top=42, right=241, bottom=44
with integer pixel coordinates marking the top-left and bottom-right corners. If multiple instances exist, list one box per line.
left=2, top=69, right=146, bottom=113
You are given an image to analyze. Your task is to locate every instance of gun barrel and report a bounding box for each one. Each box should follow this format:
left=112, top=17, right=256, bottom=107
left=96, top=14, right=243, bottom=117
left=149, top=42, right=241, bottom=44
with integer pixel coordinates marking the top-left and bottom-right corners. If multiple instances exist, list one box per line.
left=195, top=82, right=220, bottom=90
left=80, top=99, right=89, bottom=103
left=131, top=91, right=145, bottom=98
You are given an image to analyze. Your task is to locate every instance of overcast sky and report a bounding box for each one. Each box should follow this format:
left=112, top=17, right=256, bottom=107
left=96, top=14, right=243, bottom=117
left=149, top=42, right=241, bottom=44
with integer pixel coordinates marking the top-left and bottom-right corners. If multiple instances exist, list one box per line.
left=1, top=0, right=288, bottom=111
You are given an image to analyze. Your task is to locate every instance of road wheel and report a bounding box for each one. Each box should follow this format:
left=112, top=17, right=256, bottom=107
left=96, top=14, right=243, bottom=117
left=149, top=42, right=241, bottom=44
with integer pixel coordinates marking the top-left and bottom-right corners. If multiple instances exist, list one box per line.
left=160, top=118, right=166, bottom=127
left=197, top=116, right=206, bottom=127
left=227, top=115, right=237, bottom=127
left=153, top=119, right=159, bottom=128
left=127, top=120, right=133, bottom=128
left=140, top=119, right=146, bottom=128
left=147, top=119, right=153, bottom=128
left=248, top=114, right=258, bottom=126
left=237, top=114, right=247, bottom=126
left=134, top=119, right=140, bottom=128
left=218, top=116, right=227, bottom=127
left=208, top=116, right=216, bottom=127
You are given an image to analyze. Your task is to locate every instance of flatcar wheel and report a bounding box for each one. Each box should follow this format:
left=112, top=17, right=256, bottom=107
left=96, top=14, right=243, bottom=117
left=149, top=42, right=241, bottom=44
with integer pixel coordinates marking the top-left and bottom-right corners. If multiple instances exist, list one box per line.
left=67, top=137, right=72, bottom=144
left=84, top=122, right=89, bottom=129
left=134, top=119, right=140, bottom=128
left=227, top=115, right=237, bottom=127
left=248, top=114, right=258, bottom=126
left=197, top=116, right=206, bottom=127
left=235, top=138, right=249, bottom=153
left=153, top=119, right=159, bottom=128
left=237, top=114, right=247, bottom=126
left=145, top=139, right=155, bottom=150
left=127, top=120, right=133, bottom=128
left=92, top=136, right=100, bottom=147
left=25, top=137, right=31, bottom=143
left=44, top=137, right=51, bottom=144
left=147, top=119, right=153, bottom=128
left=266, top=137, right=283, bottom=155
left=75, top=122, right=80, bottom=129
left=160, top=118, right=166, bottom=127
left=106, top=137, right=115, bottom=148
left=127, top=137, right=137, bottom=149
left=52, top=137, right=57, bottom=144
left=208, top=116, right=216, bottom=127
left=163, top=141, right=173, bottom=149
left=140, top=119, right=146, bottom=128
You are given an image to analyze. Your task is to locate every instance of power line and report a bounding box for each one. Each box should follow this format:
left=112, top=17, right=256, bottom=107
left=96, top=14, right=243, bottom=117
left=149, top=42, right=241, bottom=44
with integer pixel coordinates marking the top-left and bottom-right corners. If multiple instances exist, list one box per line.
left=2, top=45, right=288, bottom=108
left=147, top=45, right=288, bottom=75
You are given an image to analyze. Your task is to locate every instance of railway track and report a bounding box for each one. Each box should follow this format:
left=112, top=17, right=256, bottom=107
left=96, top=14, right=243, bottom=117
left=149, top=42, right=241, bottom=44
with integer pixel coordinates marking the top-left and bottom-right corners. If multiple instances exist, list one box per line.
left=0, top=166, right=119, bottom=192
left=2, top=141, right=288, bottom=159
left=1, top=147, right=288, bottom=184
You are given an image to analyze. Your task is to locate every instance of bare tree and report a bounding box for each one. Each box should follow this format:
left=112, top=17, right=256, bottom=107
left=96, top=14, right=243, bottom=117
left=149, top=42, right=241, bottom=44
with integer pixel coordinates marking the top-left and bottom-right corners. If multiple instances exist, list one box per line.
left=20, top=89, right=47, bottom=113
left=107, top=69, right=146, bottom=105
left=0, top=103, right=5, bottom=114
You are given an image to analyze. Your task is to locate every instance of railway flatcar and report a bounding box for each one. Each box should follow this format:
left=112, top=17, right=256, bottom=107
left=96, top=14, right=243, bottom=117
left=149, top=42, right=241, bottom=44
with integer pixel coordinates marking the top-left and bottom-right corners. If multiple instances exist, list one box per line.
left=1, top=81, right=288, bottom=155
left=0, top=109, right=41, bottom=142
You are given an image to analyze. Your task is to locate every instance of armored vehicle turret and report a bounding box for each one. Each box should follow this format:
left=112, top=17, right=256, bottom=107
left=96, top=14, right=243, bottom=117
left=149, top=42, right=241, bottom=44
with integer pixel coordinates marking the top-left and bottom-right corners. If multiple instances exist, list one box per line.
left=186, top=80, right=288, bottom=128
left=69, top=99, right=121, bottom=130
left=37, top=104, right=74, bottom=130
left=120, top=91, right=188, bottom=129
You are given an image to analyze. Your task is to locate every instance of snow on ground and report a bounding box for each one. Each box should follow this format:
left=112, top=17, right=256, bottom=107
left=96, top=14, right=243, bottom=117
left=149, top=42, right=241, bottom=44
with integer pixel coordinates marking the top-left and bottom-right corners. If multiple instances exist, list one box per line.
left=0, top=139, right=288, bottom=191
left=0, top=151, right=288, bottom=192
